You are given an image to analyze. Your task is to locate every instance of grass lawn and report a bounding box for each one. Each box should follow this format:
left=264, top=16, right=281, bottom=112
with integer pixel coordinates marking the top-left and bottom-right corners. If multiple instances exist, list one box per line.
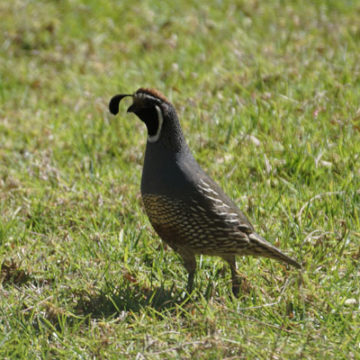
left=1, top=0, right=359, bottom=358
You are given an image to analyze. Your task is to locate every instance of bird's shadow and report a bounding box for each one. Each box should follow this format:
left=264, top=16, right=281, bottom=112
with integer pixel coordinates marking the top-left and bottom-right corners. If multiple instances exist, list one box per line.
left=75, top=281, right=189, bottom=318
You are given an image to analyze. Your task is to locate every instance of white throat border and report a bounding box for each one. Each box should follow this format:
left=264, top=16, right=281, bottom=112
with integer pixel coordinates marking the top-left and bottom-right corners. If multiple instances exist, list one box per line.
left=147, top=105, right=163, bottom=143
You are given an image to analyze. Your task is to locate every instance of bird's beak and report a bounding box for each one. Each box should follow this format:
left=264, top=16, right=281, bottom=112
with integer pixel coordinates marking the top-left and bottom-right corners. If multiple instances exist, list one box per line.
left=109, top=94, right=133, bottom=115
left=126, top=103, right=137, bottom=114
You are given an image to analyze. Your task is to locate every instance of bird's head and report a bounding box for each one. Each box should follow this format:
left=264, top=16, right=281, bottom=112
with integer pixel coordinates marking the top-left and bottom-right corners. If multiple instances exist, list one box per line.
left=110, top=88, right=175, bottom=143
left=109, top=88, right=186, bottom=151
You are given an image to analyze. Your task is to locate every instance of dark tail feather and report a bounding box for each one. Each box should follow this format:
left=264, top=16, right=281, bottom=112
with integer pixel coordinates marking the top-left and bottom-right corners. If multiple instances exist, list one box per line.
left=269, top=248, right=302, bottom=269
left=248, top=233, right=302, bottom=269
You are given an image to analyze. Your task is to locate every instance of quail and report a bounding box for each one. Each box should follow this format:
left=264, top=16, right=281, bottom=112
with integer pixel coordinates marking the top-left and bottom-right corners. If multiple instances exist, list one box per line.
left=109, top=88, right=301, bottom=296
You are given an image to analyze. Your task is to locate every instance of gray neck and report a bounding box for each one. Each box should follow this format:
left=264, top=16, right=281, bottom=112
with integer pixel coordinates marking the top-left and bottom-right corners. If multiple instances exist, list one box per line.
left=156, top=106, right=189, bottom=153
left=141, top=105, right=195, bottom=196
left=141, top=136, right=198, bottom=197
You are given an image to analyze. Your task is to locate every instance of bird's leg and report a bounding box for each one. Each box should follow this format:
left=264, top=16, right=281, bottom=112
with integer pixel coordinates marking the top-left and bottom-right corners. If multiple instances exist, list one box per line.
left=187, top=271, right=195, bottom=293
left=222, top=255, right=240, bottom=297
left=179, top=251, right=196, bottom=294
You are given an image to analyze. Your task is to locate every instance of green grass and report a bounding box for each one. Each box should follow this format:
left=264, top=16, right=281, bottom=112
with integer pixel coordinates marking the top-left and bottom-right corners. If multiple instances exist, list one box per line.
left=1, top=0, right=360, bottom=358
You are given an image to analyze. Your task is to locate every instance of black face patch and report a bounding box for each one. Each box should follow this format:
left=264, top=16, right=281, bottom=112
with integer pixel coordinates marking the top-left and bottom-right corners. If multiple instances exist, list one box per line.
left=136, top=107, right=159, bottom=136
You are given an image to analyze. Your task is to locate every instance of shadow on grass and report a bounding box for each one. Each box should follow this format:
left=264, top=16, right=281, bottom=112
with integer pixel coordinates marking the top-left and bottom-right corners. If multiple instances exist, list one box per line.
left=75, top=281, right=188, bottom=318
left=74, top=268, right=249, bottom=318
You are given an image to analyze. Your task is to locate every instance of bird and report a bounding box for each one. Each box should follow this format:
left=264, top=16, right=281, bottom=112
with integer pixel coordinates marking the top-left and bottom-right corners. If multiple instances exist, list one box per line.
left=109, top=88, right=301, bottom=296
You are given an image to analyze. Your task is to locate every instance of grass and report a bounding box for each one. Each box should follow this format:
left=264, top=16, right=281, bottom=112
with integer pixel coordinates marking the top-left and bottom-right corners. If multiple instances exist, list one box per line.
left=1, top=0, right=359, bottom=358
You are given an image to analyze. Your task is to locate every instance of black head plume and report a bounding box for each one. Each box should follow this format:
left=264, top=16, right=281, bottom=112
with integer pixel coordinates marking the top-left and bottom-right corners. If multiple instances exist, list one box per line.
left=109, top=94, right=133, bottom=115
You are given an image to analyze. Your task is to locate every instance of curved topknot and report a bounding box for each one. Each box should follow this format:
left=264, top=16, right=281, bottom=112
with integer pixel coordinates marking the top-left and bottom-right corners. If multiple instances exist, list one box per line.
left=136, top=88, right=170, bottom=104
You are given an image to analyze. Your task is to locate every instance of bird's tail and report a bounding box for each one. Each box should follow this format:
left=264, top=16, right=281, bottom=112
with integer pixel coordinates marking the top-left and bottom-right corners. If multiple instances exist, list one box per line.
left=248, top=233, right=302, bottom=269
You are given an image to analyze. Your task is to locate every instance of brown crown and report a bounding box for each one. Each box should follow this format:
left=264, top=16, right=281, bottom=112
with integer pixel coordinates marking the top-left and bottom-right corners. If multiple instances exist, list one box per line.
left=136, top=88, right=170, bottom=104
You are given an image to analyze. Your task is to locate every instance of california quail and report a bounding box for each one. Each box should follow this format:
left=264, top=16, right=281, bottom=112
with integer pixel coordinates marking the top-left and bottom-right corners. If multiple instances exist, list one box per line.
left=109, top=88, right=301, bottom=296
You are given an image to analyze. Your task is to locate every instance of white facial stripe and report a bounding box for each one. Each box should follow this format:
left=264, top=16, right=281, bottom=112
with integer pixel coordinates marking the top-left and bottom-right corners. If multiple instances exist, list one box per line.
left=134, top=92, right=158, bottom=103
left=147, top=105, right=163, bottom=143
